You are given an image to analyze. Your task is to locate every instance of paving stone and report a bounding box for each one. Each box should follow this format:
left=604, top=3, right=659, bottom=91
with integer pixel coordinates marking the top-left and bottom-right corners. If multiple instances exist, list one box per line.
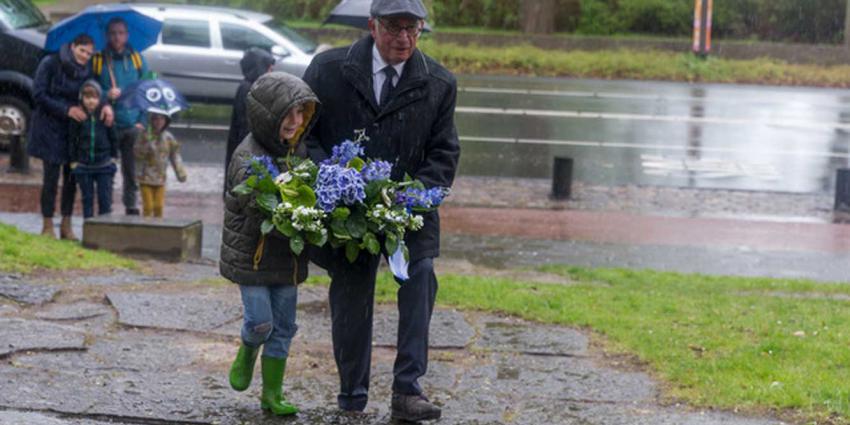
left=473, top=314, right=588, bottom=356
left=69, top=272, right=161, bottom=286
left=0, top=303, right=19, bottom=316
left=107, top=292, right=241, bottom=333
left=0, top=282, right=59, bottom=305
left=373, top=307, right=475, bottom=349
left=0, top=318, right=86, bottom=357
left=453, top=353, right=656, bottom=405
left=0, top=411, right=134, bottom=425
left=34, top=302, right=110, bottom=321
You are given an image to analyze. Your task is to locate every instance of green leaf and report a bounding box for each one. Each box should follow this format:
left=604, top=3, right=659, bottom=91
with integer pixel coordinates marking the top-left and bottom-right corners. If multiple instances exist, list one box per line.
left=306, top=230, right=327, bottom=247
left=292, top=185, right=317, bottom=208
left=345, top=212, right=368, bottom=238
left=363, top=232, right=380, bottom=255
left=256, top=193, right=279, bottom=213
left=345, top=240, right=360, bottom=263
left=257, top=176, right=277, bottom=194
left=260, top=219, right=274, bottom=235
left=290, top=235, right=305, bottom=255
left=332, top=207, right=351, bottom=221
left=347, top=157, right=366, bottom=172
left=385, top=232, right=399, bottom=256
left=274, top=219, right=297, bottom=238
left=331, top=219, right=349, bottom=238
left=231, top=182, right=253, bottom=196
left=245, top=175, right=258, bottom=188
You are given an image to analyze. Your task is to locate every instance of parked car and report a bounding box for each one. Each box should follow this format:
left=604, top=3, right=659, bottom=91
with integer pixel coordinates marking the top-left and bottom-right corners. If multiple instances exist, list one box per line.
left=133, top=4, right=327, bottom=104
left=0, top=0, right=48, bottom=142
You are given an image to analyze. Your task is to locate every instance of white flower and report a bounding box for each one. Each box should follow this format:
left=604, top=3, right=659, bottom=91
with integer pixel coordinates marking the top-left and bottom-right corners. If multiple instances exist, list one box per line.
left=275, top=172, right=293, bottom=184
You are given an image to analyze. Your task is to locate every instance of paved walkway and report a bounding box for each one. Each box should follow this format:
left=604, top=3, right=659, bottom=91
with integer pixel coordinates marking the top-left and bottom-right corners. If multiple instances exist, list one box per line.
left=0, top=262, right=787, bottom=425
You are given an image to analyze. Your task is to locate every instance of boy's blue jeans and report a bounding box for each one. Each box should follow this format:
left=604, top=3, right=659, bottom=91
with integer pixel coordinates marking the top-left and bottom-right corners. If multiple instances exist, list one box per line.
left=239, top=284, right=298, bottom=358
left=73, top=164, right=116, bottom=219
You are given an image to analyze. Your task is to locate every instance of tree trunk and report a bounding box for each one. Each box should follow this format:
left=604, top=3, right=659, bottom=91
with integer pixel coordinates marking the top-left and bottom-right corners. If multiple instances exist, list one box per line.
left=845, top=0, right=850, bottom=47
left=520, top=0, right=557, bottom=34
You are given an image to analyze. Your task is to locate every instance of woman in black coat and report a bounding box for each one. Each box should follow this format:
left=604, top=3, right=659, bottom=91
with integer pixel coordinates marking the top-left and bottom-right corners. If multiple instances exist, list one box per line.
left=27, top=34, right=113, bottom=239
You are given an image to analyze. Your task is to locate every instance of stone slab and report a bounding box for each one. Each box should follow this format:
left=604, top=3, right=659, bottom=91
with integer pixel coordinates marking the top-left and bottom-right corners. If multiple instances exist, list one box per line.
left=473, top=315, right=589, bottom=356
left=0, top=318, right=86, bottom=357
left=107, top=292, right=241, bottom=333
left=83, top=216, right=202, bottom=262
left=373, top=307, right=475, bottom=349
left=0, top=282, right=59, bottom=305
left=0, top=411, right=134, bottom=425
left=34, top=302, right=110, bottom=321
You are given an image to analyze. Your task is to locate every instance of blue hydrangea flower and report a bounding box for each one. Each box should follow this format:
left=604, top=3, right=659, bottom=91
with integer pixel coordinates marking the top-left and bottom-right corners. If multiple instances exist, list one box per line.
left=315, top=163, right=366, bottom=212
left=396, top=187, right=447, bottom=210
left=361, top=160, right=392, bottom=182
left=247, top=155, right=280, bottom=178
left=326, top=140, right=365, bottom=165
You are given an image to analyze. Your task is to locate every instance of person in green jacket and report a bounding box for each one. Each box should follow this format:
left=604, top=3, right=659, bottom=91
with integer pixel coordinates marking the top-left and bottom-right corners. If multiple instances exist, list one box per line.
left=92, top=17, right=150, bottom=216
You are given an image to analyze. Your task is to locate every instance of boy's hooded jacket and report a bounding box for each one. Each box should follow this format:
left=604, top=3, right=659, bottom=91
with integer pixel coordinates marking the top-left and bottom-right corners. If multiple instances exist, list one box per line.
left=220, top=72, right=319, bottom=286
left=68, top=80, right=118, bottom=167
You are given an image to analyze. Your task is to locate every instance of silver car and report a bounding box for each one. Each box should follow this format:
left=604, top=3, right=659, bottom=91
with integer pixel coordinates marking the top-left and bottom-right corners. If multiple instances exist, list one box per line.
left=133, top=4, right=324, bottom=103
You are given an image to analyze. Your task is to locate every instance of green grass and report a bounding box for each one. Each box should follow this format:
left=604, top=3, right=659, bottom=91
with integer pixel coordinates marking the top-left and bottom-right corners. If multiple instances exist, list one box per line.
left=415, top=41, right=850, bottom=88
left=0, top=222, right=136, bottom=273
left=307, top=266, right=850, bottom=423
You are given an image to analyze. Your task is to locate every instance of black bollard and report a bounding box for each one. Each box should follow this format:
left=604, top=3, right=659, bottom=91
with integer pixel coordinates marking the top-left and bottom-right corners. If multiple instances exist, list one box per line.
left=836, top=169, right=850, bottom=212
left=551, top=157, right=573, bottom=200
left=8, top=134, right=29, bottom=174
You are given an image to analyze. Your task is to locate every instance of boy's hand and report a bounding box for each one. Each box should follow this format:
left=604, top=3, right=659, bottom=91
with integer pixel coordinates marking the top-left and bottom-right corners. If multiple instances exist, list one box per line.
left=101, top=105, right=115, bottom=127
left=70, top=162, right=78, bottom=170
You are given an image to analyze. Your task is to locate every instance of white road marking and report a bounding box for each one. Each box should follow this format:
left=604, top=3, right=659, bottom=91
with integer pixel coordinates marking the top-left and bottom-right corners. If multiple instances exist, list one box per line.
left=455, top=106, right=848, bottom=131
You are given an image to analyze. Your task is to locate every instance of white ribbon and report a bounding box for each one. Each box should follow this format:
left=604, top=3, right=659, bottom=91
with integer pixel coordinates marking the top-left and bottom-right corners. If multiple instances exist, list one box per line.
left=388, top=243, right=409, bottom=282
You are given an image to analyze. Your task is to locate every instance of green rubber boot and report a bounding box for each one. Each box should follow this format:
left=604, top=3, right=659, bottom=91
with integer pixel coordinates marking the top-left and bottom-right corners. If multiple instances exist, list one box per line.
left=229, top=343, right=260, bottom=391
left=260, top=356, right=299, bottom=416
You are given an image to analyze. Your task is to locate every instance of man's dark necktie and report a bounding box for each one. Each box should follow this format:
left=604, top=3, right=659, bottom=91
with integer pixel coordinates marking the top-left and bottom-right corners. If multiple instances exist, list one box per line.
left=379, top=65, right=397, bottom=106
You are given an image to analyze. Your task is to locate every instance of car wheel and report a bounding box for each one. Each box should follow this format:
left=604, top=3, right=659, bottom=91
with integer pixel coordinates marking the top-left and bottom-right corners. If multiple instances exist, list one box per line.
left=0, top=95, right=31, bottom=150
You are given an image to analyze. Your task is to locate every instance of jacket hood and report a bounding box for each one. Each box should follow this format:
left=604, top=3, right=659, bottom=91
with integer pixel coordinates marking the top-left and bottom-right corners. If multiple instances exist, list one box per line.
left=240, top=47, right=275, bottom=83
left=79, top=79, right=103, bottom=100
left=246, top=72, right=320, bottom=157
left=59, top=43, right=88, bottom=79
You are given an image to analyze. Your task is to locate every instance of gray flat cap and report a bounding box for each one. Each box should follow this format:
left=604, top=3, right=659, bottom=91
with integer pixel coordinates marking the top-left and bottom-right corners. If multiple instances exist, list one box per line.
left=370, top=0, right=428, bottom=19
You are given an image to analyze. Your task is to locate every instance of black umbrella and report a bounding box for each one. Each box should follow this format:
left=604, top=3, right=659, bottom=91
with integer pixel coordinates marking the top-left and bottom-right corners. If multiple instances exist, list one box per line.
left=323, top=0, right=432, bottom=31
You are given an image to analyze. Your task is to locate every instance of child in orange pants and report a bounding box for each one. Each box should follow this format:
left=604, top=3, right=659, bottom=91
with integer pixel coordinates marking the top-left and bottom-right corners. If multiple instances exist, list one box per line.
left=133, top=111, right=186, bottom=217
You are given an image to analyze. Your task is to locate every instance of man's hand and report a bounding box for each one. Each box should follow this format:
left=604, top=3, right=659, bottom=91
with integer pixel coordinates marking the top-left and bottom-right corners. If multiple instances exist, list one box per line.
left=67, top=106, right=86, bottom=122
left=70, top=162, right=78, bottom=170
left=177, top=171, right=187, bottom=183
left=108, top=87, right=121, bottom=101
left=135, top=123, right=144, bottom=131
left=101, top=105, right=115, bottom=127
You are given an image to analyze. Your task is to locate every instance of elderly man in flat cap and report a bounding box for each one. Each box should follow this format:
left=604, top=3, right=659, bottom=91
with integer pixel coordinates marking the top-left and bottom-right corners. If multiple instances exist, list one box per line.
left=303, top=0, right=460, bottom=421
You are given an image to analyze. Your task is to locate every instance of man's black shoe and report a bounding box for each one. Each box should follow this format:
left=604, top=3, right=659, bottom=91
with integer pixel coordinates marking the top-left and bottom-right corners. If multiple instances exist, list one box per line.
left=126, top=208, right=140, bottom=216
left=391, top=393, right=441, bottom=422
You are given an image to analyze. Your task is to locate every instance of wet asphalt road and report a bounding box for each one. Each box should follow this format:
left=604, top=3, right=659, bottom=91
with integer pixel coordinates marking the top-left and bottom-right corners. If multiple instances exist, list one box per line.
left=173, top=75, right=850, bottom=194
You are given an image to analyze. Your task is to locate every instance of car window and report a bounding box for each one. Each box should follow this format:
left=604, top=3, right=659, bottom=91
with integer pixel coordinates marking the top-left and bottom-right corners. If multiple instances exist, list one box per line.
left=0, top=0, right=48, bottom=30
left=161, top=19, right=210, bottom=48
left=220, top=22, right=277, bottom=52
left=266, top=20, right=317, bottom=54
